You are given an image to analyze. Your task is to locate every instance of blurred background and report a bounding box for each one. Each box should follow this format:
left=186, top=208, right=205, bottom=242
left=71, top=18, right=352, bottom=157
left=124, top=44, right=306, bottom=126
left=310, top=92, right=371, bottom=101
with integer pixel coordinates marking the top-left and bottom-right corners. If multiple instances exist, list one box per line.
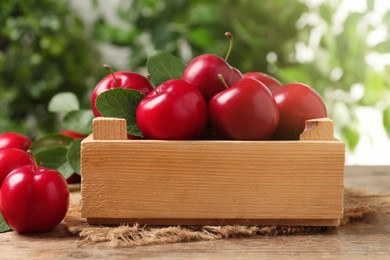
left=1, top=0, right=389, bottom=165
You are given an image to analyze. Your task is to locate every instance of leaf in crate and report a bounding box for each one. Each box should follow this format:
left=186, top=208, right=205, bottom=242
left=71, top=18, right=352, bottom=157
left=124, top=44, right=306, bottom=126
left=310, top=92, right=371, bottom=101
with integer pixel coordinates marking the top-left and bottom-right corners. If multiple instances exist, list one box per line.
left=48, top=92, right=80, bottom=113
left=67, top=139, right=82, bottom=175
left=96, top=88, right=144, bottom=137
left=63, top=109, right=94, bottom=134
left=147, top=50, right=186, bottom=86
left=0, top=214, right=12, bottom=233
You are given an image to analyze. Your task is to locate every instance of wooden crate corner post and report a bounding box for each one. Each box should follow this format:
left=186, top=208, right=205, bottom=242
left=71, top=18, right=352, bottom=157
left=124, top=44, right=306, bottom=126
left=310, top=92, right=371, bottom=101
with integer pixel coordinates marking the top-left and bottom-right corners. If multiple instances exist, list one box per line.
left=299, top=117, right=345, bottom=226
left=300, top=117, right=334, bottom=141
left=80, top=117, right=128, bottom=222
left=91, top=117, right=128, bottom=140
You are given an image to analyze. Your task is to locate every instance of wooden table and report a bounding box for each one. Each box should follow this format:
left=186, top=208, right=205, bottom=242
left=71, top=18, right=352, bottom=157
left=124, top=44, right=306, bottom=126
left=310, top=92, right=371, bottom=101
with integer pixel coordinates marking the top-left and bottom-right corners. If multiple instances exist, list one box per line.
left=0, top=165, right=389, bottom=259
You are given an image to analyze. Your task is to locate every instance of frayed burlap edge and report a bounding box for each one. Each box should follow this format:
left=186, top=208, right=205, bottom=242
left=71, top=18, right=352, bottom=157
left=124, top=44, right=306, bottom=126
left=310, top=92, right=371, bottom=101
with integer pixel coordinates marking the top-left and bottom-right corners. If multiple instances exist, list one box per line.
left=64, top=188, right=390, bottom=247
left=341, top=189, right=390, bottom=225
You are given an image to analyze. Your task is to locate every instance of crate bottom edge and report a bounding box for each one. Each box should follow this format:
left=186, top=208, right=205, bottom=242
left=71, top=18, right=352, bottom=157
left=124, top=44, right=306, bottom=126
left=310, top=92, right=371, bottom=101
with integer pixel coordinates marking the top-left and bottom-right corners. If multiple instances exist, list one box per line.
left=85, top=217, right=341, bottom=227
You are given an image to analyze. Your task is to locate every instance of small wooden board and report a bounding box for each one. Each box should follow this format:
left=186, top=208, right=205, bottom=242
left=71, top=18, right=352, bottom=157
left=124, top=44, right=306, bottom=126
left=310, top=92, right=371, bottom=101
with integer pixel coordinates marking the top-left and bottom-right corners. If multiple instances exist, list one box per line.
left=81, top=118, right=345, bottom=226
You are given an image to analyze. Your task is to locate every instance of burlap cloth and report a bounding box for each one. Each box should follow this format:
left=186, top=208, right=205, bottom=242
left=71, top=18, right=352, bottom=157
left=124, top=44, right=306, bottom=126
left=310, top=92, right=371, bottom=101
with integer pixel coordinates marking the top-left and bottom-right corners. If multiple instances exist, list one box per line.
left=64, top=188, right=390, bottom=247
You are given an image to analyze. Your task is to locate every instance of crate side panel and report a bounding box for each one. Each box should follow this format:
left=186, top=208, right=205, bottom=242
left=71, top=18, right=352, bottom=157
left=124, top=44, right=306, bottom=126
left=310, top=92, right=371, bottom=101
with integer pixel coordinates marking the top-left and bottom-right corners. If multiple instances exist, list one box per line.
left=81, top=141, right=344, bottom=220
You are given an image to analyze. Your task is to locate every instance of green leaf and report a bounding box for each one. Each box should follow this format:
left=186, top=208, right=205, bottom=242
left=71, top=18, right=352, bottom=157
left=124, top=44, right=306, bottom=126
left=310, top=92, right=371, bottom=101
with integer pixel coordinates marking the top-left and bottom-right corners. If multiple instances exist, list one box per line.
left=57, top=161, right=75, bottom=179
left=344, top=126, right=360, bottom=151
left=67, top=139, right=82, bottom=174
left=30, top=134, right=74, bottom=177
left=34, top=147, right=68, bottom=170
left=147, top=50, right=186, bottom=86
left=62, top=109, right=94, bottom=134
left=0, top=213, right=12, bottom=233
left=383, top=107, right=390, bottom=138
left=96, top=88, right=144, bottom=137
left=48, top=92, right=80, bottom=113
left=30, top=134, right=73, bottom=155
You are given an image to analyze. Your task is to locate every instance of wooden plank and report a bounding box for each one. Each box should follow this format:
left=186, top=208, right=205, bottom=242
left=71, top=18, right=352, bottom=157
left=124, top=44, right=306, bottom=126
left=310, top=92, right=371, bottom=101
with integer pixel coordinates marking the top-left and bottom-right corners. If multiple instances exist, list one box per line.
left=81, top=140, right=344, bottom=224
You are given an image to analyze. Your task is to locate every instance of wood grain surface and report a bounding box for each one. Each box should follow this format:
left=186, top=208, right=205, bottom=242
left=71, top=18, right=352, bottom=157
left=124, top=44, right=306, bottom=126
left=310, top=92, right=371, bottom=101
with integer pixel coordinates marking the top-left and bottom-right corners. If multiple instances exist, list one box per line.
left=81, top=118, right=344, bottom=226
left=1, top=165, right=389, bottom=259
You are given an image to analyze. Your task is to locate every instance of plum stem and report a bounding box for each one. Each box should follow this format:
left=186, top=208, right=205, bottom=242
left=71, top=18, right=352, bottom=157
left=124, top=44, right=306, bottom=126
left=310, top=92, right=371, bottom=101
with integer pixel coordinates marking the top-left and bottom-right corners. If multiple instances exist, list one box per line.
left=27, top=150, right=39, bottom=172
left=224, top=32, right=233, bottom=61
left=103, top=64, right=120, bottom=88
left=218, top=74, right=229, bottom=89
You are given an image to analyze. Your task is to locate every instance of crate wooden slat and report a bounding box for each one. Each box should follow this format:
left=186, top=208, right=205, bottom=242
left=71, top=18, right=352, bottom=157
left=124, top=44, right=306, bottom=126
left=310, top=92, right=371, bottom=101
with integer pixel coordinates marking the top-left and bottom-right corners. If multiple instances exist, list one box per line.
left=81, top=117, right=345, bottom=226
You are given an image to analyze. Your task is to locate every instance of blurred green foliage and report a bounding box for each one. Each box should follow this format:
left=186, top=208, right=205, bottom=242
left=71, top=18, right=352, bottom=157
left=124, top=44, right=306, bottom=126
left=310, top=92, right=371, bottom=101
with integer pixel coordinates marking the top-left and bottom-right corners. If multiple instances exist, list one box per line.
left=1, top=0, right=389, bottom=151
left=92, top=0, right=307, bottom=72
left=0, top=0, right=100, bottom=137
left=91, top=0, right=390, bottom=150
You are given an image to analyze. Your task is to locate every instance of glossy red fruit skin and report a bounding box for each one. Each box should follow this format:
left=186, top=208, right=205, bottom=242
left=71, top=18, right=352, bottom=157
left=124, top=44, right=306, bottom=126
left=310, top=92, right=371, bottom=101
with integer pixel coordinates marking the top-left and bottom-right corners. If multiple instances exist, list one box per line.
left=0, top=132, right=32, bottom=151
left=91, top=72, right=153, bottom=117
left=272, top=83, right=327, bottom=140
left=181, top=54, right=242, bottom=102
left=230, top=67, right=243, bottom=85
left=0, top=165, right=69, bottom=233
left=209, top=78, right=279, bottom=140
left=136, top=79, right=208, bottom=140
left=0, top=148, right=34, bottom=187
left=243, top=72, right=282, bottom=93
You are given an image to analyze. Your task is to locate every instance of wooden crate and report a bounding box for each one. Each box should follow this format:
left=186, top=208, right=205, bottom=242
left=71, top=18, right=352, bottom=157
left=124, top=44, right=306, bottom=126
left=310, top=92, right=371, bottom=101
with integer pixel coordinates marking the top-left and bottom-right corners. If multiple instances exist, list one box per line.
left=80, top=117, right=345, bottom=226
